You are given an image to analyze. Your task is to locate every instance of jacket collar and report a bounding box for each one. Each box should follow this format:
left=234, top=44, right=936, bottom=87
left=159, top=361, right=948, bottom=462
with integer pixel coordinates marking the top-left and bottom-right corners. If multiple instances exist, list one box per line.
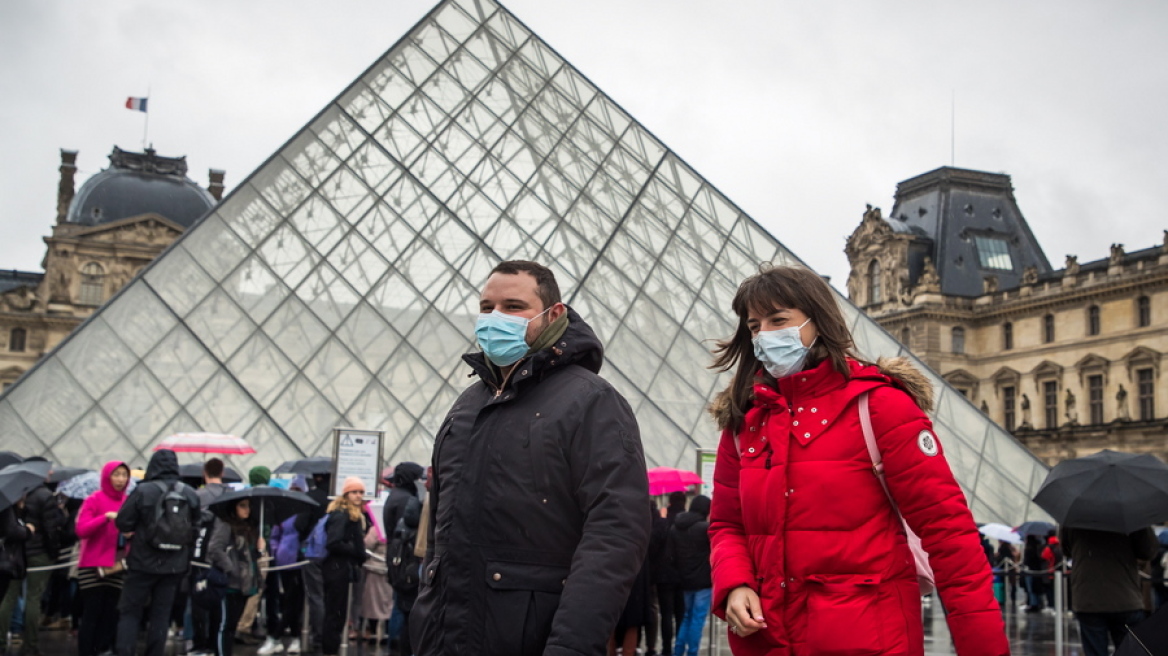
left=758, top=359, right=889, bottom=446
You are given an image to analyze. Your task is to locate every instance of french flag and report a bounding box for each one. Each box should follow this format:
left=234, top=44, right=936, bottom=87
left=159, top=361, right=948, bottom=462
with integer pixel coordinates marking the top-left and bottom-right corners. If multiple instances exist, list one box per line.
left=125, top=97, right=148, bottom=112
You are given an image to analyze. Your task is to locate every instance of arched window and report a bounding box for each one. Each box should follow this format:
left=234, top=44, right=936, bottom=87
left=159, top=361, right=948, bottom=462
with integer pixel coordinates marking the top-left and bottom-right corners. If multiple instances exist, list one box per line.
left=78, top=262, right=105, bottom=306
left=1087, top=305, right=1101, bottom=336
left=867, top=260, right=882, bottom=305
left=1138, top=296, right=1151, bottom=328
left=1002, top=322, right=1014, bottom=350
left=8, top=327, right=26, bottom=352
left=1043, top=314, right=1055, bottom=343
left=951, top=327, right=965, bottom=354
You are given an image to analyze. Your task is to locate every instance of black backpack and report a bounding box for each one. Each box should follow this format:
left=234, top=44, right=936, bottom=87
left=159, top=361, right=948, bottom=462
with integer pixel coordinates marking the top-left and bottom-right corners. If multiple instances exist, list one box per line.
left=387, top=500, right=422, bottom=595
left=142, top=481, right=195, bottom=552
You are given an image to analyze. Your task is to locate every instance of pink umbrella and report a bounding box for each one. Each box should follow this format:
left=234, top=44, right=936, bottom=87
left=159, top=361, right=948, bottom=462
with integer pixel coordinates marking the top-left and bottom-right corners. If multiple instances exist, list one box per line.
left=155, top=433, right=255, bottom=455
left=647, top=466, right=703, bottom=496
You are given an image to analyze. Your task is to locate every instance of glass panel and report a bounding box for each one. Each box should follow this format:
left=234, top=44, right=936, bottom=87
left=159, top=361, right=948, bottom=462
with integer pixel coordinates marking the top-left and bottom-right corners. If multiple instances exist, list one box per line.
left=367, top=271, right=428, bottom=337
left=144, top=245, right=216, bottom=319
left=303, top=338, right=373, bottom=411
left=186, top=288, right=254, bottom=362
left=319, top=166, right=378, bottom=222
left=57, top=317, right=139, bottom=399
left=252, top=158, right=312, bottom=216
left=288, top=194, right=348, bottom=256
left=226, top=332, right=297, bottom=408
left=257, top=224, right=321, bottom=291
left=186, top=370, right=263, bottom=437
left=7, top=358, right=91, bottom=443
left=0, top=400, right=46, bottom=459
left=267, top=376, right=343, bottom=455
left=180, top=215, right=250, bottom=282
left=377, top=343, right=445, bottom=416
left=373, top=113, right=428, bottom=165
left=103, top=365, right=181, bottom=448
left=421, top=70, right=470, bottom=117
left=100, top=282, right=177, bottom=358
left=294, top=262, right=361, bottom=330
left=311, top=105, right=364, bottom=161
left=54, top=407, right=138, bottom=468
left=143, top=325, right=219, bottom=405
left=239, top=417, right=308, bottom=469
left=262, top=296, right=331, bottom=368
left=646, top=364, right=707, bottom=437
left=327, top=229, right=391, bottom=296
left=221, top=255, right=289, bottom=325
left=218, top=187, right=285, bottom=250
left=406, top=308, right=473, bottom=381
left=347, top=383, right=419, bottom=445
left=336, top=301, right=401, bottom=375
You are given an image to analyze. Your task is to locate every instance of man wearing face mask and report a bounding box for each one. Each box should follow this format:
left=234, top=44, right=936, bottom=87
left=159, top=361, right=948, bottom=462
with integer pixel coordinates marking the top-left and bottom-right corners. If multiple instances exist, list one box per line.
left=411, top=260, right=651, bottom=656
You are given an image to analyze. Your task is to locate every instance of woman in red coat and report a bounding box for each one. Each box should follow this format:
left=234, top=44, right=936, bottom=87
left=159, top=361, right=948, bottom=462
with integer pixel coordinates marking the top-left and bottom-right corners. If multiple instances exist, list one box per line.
left=707, top=264, right=1008, bottom=655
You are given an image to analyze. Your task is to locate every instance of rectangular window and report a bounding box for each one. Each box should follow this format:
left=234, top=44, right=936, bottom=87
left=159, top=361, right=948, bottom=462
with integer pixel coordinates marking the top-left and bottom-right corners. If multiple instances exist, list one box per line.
left=974, top=236, right=1014, bottom=270
left=1003, top=386, right=1016, bottom=432
left=1044, top=381, right=1059, bottom=429
left=1138, top=368, right=1155, bottom=421
left=1088, top=375, right=1104, bottom=425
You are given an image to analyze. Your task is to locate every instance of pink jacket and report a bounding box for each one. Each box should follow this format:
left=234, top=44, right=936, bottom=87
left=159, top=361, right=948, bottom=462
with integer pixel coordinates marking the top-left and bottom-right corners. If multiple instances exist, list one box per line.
left=75, top=461, right=128, bottom=568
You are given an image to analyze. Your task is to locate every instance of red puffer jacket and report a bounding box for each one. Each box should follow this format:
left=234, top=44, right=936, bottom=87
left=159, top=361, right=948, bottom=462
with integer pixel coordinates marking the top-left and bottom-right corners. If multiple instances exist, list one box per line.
left=708, top=358, right=1008, bottom=655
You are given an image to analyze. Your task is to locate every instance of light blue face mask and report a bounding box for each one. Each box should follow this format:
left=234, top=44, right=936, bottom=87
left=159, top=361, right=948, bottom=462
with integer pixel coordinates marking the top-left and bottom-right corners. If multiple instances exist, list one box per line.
left=474, top=307, right=551, bottom=367
left=752, top=318, right=815, bottom=379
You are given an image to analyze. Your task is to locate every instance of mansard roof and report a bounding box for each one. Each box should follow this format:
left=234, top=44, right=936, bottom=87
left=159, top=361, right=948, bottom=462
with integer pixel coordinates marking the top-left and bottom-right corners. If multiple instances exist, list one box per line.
left=885, top=167, right=1052, bottom=297
left=0, top=270, right=44, bottom=295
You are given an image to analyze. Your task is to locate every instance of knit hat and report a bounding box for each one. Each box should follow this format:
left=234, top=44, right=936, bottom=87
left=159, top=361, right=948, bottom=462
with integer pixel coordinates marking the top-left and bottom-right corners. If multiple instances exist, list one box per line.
left=248, top=466, right=271, bottom=487
left=342, top=476, right=366, bottom=495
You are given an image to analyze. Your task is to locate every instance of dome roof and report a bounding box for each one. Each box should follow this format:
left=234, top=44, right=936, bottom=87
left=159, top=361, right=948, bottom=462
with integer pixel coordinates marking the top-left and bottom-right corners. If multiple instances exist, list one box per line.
left=66, top=147, right=215, bottom=228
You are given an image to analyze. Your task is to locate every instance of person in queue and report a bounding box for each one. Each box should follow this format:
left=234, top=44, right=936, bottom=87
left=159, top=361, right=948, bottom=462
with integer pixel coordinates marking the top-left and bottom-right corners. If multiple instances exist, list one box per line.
left=411, top=260, right=650, bottom=656
left=74, top=461, right=131, bottom=656
left=321, top=477, right=368, bottom=656
left=707, top=264, right=1007, bottom=655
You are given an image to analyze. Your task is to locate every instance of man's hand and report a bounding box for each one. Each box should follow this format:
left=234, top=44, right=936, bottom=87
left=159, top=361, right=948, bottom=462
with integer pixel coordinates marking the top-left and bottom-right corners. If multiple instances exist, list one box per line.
left=725, top=586, right=766, bottom=637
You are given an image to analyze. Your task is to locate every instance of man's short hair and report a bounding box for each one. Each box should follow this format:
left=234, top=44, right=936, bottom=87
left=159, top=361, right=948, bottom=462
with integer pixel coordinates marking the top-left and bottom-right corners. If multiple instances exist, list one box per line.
left=490, top=260, right=561, bottom=310
left=203, top=457, right=225, bottom=479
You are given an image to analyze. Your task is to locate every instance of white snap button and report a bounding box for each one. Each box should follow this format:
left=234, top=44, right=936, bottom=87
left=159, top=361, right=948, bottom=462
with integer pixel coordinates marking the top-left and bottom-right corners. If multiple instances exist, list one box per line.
left=811, top=408, right=818, bottom=413
left=804, top=433, right=810, bottom=438
left=748, top=447, right=756, bottom=453
left=793, top=421, right=799, bottom=426
left=821, top=420, right=827, bottom=425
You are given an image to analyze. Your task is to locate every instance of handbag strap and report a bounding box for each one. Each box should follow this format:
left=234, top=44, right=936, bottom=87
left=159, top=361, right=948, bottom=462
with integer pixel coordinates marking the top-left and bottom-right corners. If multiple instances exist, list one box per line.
left=858, top=392, right=900, bottom=513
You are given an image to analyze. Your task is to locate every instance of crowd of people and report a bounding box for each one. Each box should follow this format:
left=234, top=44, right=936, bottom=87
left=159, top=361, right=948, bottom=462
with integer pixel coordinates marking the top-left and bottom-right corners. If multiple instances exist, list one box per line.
left=0, top=452, right=429, bottom=656
left=26, top=259, right=1168, bottom=656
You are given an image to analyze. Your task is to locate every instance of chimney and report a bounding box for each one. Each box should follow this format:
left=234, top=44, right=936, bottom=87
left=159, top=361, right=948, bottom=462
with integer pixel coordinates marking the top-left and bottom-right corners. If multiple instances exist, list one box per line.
left=208, top=169, right=226, bottom=201
left=57, top=149, right=78, bottom=224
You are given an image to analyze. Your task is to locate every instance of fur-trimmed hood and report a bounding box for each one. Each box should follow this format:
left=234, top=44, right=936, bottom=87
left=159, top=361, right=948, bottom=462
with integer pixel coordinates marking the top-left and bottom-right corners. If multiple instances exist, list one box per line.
left=709, top=356, right=934, bottom=431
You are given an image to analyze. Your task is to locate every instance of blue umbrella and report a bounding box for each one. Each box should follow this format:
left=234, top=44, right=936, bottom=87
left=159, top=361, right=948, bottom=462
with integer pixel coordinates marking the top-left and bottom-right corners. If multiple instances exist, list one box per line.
left=58, top=470, right=138, bottom=500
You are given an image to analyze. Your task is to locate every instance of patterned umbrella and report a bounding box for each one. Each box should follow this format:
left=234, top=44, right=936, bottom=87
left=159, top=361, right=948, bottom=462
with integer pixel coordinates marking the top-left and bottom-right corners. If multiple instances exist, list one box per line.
left=647, top=466, right=703, bottom=496
left=58, top=470, right=138, bottom=500
left=155, top=433, right=255, bottom=455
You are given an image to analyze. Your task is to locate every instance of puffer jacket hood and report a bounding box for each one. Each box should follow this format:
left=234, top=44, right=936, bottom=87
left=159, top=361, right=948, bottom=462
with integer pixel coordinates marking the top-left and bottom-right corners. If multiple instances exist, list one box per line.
left=99, top=461, right=129, bottom=502
left=709, top=356, right=934, bottom=431
left=463, top=306, right=604, bottom=385
left=144, top=449, right=180, bottom=481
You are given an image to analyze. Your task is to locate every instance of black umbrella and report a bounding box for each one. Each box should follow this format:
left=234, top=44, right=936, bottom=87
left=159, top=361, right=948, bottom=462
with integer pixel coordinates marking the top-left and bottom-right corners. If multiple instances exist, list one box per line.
left=208, top=486, right=318, bottom=526
left=1014, top=520, right=1056, bottom=538
left=0, top=460, right=52, bottom=513
left=47, top=467, right=92, bottom=484
left=1033, top=450, right=1168, bottom=535
left=273, top=457, right=333, bottom=476
left=1115, top=602, right=1168, bottom=655
left=0, top=452, right=23, bottom=470
left=178, top=463, right=242, bottom=483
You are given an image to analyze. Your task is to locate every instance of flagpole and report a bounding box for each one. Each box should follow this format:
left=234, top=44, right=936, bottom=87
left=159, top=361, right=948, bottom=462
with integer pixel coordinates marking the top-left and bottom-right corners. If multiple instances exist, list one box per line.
left=142, top=85, right=151, bottom=149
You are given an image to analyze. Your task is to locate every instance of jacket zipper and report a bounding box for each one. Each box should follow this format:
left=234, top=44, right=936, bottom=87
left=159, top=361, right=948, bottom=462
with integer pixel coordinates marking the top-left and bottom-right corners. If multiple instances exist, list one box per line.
left=492, top=359, right=523, bottom=399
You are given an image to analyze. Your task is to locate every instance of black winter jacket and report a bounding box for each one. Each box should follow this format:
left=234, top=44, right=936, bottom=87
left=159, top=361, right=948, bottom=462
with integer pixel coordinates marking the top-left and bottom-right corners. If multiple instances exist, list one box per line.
left=323, top=508, right=367, bottom=581
left=115, top=450, right=201, bottom=575
left=21, top=485, right=53, bottom=558
left=666, top=496, right=711, bottom=591
left=0, top=506, right=30, bottom=578
left=411, top=308, right=651, bottom=656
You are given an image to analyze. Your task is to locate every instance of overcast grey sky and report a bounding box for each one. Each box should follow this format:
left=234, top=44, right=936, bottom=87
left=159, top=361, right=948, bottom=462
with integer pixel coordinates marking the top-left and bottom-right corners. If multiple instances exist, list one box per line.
left=2, top=0, right=1165, bottom=289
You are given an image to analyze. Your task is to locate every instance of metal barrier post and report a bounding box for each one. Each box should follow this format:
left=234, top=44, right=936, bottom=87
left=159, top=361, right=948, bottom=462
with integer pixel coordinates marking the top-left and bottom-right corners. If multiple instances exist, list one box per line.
left=301, top=569, right=311, bottom=654
left=340, top=580, right=353, bottom=656
left=1054, top=569, right=1064, bottom=655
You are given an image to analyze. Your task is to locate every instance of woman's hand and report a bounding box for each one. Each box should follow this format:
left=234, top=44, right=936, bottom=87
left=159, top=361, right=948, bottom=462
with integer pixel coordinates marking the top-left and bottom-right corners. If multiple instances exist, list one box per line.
left=105, top=511, right=118, bottom=521
left=726, top=586, right=767, bottom=637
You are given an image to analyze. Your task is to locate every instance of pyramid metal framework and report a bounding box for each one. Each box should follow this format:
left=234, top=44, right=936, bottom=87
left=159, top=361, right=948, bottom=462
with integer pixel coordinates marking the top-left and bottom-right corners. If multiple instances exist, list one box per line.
left=0, top=0, right=1049, bottom=523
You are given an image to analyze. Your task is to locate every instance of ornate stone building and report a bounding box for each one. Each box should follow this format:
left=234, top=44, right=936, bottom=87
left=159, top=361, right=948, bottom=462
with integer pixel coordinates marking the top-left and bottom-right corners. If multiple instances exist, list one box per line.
left=0, top=147, right=223, bottom=389
left=846, top=166, right=1167, bottom=465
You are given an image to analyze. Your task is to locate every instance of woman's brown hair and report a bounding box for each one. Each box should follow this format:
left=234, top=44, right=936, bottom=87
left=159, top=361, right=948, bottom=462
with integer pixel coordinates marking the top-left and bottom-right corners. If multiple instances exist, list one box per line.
left=710, top=263, right=863, bottom=432
left=327, top=493, right=366, bottom=523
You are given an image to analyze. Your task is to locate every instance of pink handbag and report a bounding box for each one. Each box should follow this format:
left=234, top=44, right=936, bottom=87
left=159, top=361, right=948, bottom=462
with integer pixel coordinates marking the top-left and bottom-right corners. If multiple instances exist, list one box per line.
left=858, top=392, right=937, bottom=595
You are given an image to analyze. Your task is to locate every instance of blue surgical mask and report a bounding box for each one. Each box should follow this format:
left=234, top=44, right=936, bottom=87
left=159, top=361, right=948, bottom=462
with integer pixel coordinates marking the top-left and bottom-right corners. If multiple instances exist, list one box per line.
left=475, top=307, right=551, bottom=367
left=752, top=319, right=815, bottom=379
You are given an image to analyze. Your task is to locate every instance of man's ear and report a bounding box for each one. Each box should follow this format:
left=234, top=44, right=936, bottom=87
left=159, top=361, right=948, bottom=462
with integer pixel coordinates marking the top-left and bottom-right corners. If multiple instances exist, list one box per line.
left=548, top=302, right=567, bottom=323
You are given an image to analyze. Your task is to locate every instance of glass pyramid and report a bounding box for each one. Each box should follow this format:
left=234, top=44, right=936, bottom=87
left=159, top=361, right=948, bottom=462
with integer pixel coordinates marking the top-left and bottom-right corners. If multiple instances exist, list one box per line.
left=0, top=0, right=1049, bottom=523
